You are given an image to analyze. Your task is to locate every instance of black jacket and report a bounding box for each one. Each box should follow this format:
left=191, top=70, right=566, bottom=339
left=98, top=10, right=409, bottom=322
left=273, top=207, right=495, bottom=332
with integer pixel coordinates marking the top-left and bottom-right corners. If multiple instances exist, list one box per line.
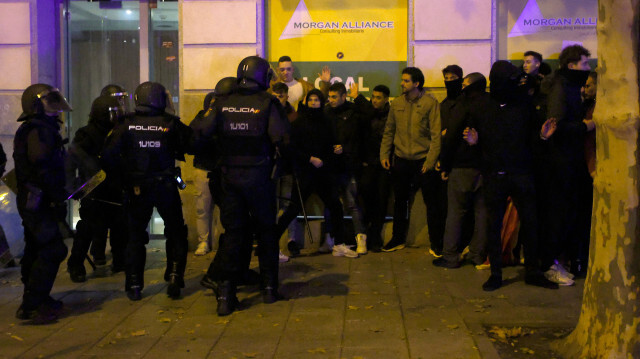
left=0, top=142, right=6, bottom=177
left=354, top=94, right=389, bottom=167
left=13, top=114, right=68, bottom=204
left=67, top=116, right=121, bottom=201
left=190, top=109, right=218, bottom=172
left=324, top=101, right=366, bottom=174
left=291, top=105, right=339, bottom=174
left=542, top=68, right=589, bottom=163
left=440, top=92, right=484, bottom=173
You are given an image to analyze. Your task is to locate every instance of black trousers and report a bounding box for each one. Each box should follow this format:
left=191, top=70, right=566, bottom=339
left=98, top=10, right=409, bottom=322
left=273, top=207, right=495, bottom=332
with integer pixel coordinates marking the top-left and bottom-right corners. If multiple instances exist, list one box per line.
left=68, top=197, right=127, bottom=269
left=18, top=202, right=68, bottom=308
left=442, top=168, right=487, bottom=265
left=543, top=160, right=592, bottom=269
left=483, top=172, right=539, bottom=276
left=391, top=157, right=447, bottom=251
left=125, top=178, right=187, bottom=290
left=208, top=166, right=279, bottom=288
left=274, top=169, right=345, bottom=245
left=359, top=164, right=391, bottom=248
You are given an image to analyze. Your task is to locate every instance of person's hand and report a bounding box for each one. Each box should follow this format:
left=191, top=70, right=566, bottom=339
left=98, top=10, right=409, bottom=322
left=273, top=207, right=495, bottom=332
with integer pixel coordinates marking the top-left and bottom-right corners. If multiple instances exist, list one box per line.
left=333, top=144, right=343, bottom=154
left=421, top=163, right=430, bottom=173
left=319, top=65, right=331, bottom=83
left=583, top=119, right=595, bottom=132
left=348, top=83, right=358, bottom=98
left=381, top=158, right=390, bottom=170
left=310, top=156, right=323, bottom=168
left=441, top=171, right=449, bottom=181
left=541, top=118, right=557, bottom=139
left=463, top=127, right=478, bottom=145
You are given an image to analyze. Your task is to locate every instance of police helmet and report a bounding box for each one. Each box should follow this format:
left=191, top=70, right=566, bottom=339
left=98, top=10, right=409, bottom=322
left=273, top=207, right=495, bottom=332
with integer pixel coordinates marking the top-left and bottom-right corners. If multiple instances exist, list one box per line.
left=237, top=56, right=274, bottom=90
left=90, top=95, right=125, bottom=126
left=215, top=77, right=238, bottom=98
left=18, top=84, right=72, bottom=121
left=134, top=82, right=167, bottom=110
left=101, top=84, right=131, bottom=113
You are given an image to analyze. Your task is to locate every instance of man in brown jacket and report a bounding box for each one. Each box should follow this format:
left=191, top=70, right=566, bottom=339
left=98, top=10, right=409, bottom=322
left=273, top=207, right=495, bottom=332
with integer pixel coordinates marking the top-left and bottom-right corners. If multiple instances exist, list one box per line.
left=380, top=67, right=445, bottom=253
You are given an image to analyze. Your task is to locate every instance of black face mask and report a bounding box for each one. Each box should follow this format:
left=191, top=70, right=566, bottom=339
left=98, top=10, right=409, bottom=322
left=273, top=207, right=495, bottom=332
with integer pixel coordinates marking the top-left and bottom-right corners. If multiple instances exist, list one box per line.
left=564, top=69, right=591, bottom=87
left=445, top=78, right=463, bottom=99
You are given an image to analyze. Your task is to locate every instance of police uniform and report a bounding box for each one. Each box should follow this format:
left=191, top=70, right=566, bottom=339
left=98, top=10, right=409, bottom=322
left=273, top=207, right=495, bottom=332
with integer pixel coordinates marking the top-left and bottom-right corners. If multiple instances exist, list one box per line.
left=66, top=95, right=128, bottom=282
left=200, top=56, right=290, bottom=316
left=102, top=82, right=193, bottom=300
left=13, top=84, right=71, bottom=322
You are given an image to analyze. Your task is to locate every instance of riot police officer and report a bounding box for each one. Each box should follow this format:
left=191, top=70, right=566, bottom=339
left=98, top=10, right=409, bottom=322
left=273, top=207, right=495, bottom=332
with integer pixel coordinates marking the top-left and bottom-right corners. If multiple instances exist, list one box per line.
left=13, top=84, right=71, bottom=322
left=102, top=81, right=193, bottom=301
left=198, top=56, right=290, bottom=316
left=66, top=94, right=127, bottom=282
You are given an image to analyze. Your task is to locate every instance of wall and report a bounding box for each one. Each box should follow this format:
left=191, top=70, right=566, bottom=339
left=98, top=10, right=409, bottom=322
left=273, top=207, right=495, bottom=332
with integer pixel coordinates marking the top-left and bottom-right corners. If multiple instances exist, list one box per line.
left=177, top=0, right=497, bottom=249
left=179, top=0, right=264, bottom=249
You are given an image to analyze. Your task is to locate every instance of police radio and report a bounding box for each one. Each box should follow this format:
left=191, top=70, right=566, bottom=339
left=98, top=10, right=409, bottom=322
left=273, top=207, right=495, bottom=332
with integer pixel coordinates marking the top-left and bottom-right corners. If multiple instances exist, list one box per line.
left=174, top=167, right=186, bottom=190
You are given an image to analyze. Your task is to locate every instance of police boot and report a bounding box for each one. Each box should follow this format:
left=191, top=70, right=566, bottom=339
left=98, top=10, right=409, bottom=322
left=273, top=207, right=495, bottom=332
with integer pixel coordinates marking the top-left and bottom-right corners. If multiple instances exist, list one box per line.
left=67, top=263, right=86, bottom=283
left=261, top=273, right=283, bottom=304
left=126, top=274, right=143, bottom=301
left=216, top=281, right=238, bottom=316
left=167, top=261, right=184, bottom=299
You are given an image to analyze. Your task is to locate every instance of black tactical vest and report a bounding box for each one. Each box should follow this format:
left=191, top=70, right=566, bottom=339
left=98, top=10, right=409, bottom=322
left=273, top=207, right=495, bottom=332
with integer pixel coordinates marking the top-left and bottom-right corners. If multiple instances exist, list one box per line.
left=125, top=114, right=177, bottom=179
left=217, top=92, right=274, bottom=167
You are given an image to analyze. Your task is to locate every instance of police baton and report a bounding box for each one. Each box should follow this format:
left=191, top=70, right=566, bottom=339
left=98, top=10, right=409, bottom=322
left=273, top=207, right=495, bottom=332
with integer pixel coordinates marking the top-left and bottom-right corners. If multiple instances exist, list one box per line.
left=292, top=171, right=314, bottom=244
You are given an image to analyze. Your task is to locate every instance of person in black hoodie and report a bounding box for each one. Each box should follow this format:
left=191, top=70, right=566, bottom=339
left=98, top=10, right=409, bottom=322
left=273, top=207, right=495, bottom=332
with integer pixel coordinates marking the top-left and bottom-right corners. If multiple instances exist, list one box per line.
left=274, top=89, right=346, bottom=253
left=66, top=94, right=128, bottom=282
left=539, top=45, right=593, bottom=285
left=463, top=61, right=558, bottom=291
left=354, top=85, right=391, bottom=252
left=434, top=73, right=487, bottom=268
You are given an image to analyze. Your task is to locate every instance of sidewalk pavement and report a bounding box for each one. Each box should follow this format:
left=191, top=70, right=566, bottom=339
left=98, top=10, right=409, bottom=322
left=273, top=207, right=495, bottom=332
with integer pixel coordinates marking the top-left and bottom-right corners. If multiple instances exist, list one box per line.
left=0, top=240, right=583, bottom=359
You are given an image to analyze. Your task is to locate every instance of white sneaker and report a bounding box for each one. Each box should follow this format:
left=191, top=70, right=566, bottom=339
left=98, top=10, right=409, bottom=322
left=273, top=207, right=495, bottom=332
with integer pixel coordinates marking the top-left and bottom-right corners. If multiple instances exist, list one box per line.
left=318, top=235, right=335, bottom=253
left=545, top=268, right=575, bottom=286
left=332, top=244, right=359, bottom=258
left=551, top=262, right=575, bottom=279
left=195, top=242, right=210, bottom=256
left=279, top=251, right=290, bottom=263
left=356, top=234, right=367, bottom=255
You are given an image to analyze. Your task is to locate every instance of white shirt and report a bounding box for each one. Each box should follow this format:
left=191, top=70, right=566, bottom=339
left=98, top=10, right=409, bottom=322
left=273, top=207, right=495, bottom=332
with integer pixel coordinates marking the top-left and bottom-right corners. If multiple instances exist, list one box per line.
left=286, top=80, right=303, bottom=111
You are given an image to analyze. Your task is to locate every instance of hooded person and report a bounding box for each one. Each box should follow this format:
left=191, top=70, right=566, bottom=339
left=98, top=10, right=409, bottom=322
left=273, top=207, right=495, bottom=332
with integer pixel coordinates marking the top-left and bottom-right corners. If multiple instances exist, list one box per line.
left=13, top=84, right=72, bottom=323
left=66, top=94, right=129, bottom=283
left=461, top=61, right=558, bottom=292
left=434, top=72, right=488, bottom=269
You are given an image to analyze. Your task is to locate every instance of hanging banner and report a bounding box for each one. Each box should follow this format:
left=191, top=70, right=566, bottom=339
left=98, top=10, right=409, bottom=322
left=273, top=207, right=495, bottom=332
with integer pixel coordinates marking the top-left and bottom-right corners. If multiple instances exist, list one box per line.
left=503, top=0, right=597, bottom=66
left=267, top=0, right=407, bottom=96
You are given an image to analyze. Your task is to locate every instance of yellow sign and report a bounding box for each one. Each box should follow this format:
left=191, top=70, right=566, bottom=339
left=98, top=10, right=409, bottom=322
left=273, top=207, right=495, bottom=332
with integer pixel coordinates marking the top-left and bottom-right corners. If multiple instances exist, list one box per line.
left=268, top=0, right=407, bottom=62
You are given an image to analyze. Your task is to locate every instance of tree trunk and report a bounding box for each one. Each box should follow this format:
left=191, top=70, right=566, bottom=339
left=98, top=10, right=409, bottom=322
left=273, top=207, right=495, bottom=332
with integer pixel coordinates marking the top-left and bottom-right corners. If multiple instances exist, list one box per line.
left=555, top=0, right=640, bottom=358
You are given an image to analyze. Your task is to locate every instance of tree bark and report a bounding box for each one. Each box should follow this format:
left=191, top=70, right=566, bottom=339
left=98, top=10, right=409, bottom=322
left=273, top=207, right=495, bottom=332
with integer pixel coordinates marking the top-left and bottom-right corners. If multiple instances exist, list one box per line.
left=555, top=0, right=640, bottom=358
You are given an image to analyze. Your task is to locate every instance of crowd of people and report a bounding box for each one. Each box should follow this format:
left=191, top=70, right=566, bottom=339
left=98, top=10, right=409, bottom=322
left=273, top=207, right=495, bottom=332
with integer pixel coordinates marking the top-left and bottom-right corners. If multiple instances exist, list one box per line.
left=5, top=44, right=597, bottom=322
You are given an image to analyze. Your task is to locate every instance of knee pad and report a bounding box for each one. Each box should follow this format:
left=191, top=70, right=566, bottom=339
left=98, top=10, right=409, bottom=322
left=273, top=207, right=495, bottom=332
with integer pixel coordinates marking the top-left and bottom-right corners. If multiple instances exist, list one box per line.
left=44, top=240, right=68, bottom=264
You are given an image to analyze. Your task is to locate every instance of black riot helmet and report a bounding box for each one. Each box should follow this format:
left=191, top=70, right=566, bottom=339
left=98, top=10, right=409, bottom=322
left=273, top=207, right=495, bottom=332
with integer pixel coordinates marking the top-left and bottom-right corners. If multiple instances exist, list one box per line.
left=18, top=83, right=72, bottom=121
left=237, top=56, right=274, bottom=90
left=215, top=77, right=238, bottom=98
left=101, top=84, right=131, bottom=114
left=134, top=81, right=167, bottom=111
left=90, top=95, right=125, bottom=126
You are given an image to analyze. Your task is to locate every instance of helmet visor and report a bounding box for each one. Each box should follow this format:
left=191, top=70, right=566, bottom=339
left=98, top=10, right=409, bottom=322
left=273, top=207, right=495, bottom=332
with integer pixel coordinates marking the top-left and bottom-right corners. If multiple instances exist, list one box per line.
left=37, top=89, right=72, bottom=113
left=110, top=91, right=132, bottom=113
